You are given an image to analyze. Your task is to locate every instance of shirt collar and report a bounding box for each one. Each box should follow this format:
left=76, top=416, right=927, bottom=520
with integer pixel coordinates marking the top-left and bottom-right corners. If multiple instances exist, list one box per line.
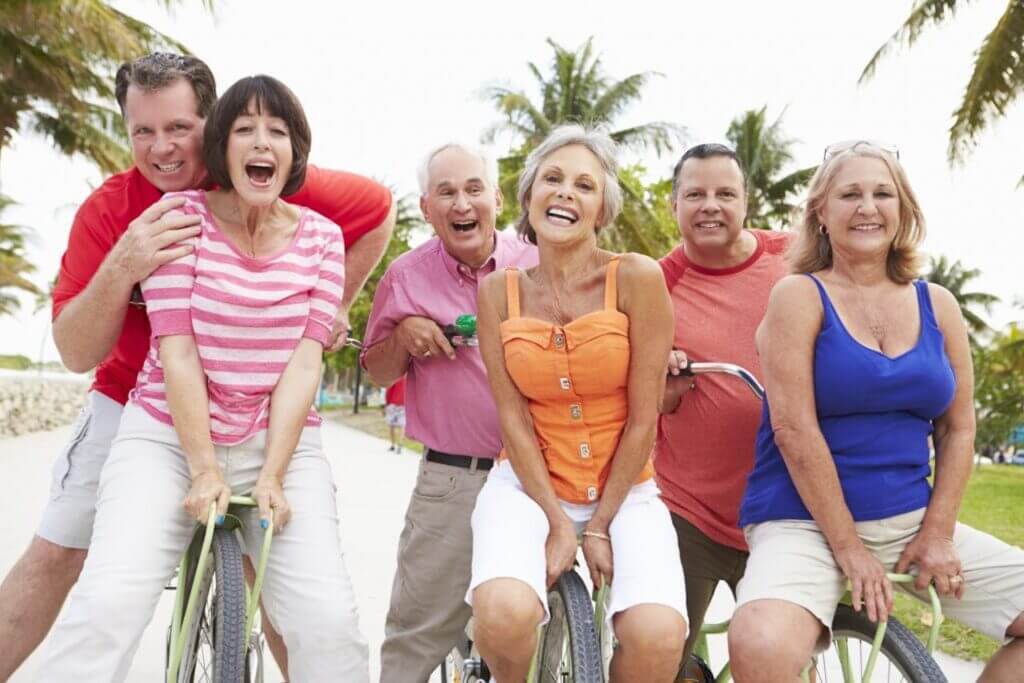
left=438, top=232, right=500, bottom=283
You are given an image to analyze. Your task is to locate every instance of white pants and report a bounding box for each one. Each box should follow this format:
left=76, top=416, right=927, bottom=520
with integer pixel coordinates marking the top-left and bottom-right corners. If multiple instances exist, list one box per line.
left=466, top=460, right=687, bottom=635
left=38, top=401, right=369, bottom=682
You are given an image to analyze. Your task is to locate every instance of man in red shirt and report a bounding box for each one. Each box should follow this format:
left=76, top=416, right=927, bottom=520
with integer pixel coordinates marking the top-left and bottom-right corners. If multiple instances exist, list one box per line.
left=654, top=144, right=790, bottom=677
left=0, top=52, right=395, bottom=678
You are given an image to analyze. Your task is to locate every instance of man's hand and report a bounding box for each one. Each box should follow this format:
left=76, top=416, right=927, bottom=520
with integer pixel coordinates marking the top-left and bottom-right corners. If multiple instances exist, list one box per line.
left=327, top=305, right=351, bottom=352
left=394, top=315, right=455, bottom=361
left=111, top=196, right=201, bottom=283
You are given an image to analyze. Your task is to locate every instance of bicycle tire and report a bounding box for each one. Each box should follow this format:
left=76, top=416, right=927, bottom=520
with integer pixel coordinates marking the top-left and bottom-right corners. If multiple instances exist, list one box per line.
left=178, top=528, right=249, bottom=683
left=534, top=570, right=603, bottom=683
left=815, top=604, right=947, bottom=683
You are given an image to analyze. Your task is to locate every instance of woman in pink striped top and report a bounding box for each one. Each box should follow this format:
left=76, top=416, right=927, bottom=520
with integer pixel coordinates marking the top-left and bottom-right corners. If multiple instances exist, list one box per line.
left=42, top=76, right=369, bottom=681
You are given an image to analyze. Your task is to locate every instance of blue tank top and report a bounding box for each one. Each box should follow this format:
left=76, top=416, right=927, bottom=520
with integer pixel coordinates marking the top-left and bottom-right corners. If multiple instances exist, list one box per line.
left=739, top=276, right=956, bottom=526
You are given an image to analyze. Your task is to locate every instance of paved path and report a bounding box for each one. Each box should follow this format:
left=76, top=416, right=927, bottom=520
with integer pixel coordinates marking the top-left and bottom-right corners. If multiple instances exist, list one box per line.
left=1, top=422, right=985, bottom=681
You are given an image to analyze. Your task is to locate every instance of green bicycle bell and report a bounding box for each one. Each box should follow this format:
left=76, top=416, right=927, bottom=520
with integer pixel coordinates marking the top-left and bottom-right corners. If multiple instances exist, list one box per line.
left=454, top=314, right=477, bottom=337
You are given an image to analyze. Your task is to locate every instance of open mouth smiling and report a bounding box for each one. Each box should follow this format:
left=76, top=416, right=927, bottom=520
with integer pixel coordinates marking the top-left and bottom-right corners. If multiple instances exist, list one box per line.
left=546, top=207, right=579, bottom=225
left=452, top=220, right=478, bottom=233
left=154, top=161, right=184, bottom=174
left=245, top=160, right=276, bottom=188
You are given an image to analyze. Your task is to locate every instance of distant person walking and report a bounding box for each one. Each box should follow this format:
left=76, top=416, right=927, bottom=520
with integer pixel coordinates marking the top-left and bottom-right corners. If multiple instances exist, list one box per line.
left=384, top=376, right=407, bottom=453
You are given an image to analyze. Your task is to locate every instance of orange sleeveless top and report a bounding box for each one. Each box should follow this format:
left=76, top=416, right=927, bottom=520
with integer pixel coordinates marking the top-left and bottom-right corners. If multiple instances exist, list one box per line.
left=499, top=257, right=654, bottom=504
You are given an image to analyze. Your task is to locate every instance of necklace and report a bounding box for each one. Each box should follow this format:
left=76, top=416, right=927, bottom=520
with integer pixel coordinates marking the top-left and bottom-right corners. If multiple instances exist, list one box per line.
left=848, top=281, right=888, bottom=346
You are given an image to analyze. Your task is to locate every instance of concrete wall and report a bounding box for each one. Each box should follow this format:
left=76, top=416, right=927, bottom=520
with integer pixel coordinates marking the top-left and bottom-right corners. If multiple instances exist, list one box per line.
left=0, top=375, right=90, bottom=438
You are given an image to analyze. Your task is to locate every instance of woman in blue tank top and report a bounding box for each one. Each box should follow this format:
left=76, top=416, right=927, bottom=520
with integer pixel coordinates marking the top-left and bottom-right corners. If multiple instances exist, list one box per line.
left=726, top=141, right=1024, bottom=682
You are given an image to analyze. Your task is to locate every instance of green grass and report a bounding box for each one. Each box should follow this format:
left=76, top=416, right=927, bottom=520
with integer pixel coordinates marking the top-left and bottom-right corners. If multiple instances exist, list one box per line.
left=322, top=405, right=424, bottom=454
left=891, top=465, right=1024, bottom=661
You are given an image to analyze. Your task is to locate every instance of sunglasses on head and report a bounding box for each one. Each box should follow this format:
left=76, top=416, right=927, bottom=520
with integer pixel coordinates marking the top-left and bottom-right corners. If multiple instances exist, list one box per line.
left=823, top=140, right=900, bottom=162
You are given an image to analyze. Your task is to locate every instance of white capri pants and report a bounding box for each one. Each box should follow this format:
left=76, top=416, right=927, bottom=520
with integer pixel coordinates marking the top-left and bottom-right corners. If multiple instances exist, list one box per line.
left=466, top=460, right=687, bottom=634
left=37, top=401, right=368, bottom=683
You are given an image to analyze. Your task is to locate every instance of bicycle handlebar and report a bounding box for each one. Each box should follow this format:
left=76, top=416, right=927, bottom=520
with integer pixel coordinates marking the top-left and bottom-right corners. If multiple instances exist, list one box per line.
left=679, top=361, right=765, bottom=400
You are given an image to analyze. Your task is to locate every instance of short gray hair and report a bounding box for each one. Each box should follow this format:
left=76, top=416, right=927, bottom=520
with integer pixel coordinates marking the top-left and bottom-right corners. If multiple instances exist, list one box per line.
left=515, top=125, right=622, bottom=245
left=417, top=142, right=498, bottom=195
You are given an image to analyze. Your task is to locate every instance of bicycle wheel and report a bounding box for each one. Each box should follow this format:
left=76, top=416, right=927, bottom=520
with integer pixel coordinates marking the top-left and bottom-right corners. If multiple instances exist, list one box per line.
left=813, top=604, right=947, bottom=683
left=178, top=528, right=249, bottom=682
left=534, top=571, right=603, bottom=683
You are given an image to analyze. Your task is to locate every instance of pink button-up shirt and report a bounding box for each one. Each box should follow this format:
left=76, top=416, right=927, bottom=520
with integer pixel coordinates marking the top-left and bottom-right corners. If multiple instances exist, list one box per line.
left=362, top=230, right=538, bottom=457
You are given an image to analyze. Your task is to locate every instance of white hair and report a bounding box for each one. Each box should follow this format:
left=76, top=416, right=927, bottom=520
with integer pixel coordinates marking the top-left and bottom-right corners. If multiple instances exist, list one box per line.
left=417, top=142, right=499, bottom=196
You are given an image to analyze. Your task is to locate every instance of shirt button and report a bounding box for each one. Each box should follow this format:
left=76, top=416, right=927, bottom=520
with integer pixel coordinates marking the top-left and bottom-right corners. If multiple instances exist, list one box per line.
left=554, top=333, right=565, bottom=348
left=586, top=486, right=598, bottom=501
left=559, top=377, right=571, bottom=390
left=570, top=404, right=582, bottom=420
left=579, top=442, right=590, bottom=458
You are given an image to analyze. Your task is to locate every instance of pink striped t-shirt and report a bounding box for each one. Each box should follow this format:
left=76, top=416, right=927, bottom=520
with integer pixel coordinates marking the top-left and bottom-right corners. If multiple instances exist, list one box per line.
left=131, top=189, right=344, bottom=445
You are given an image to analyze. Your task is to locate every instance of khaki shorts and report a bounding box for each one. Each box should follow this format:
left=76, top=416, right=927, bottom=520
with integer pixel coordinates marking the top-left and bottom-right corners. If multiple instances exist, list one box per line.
left=467, top=460, right=687, bottom=635
left=37, top=391, right=123, bottom=549
left=737, top=507, right=1024, bottom=642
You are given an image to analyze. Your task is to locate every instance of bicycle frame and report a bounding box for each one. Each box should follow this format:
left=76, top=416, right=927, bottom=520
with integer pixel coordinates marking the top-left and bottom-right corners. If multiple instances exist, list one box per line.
left=165, top=496, right=274, bottom=683
left=682, top=362, right=946, bottom=683
left=690, top=572, right=944, bottom=682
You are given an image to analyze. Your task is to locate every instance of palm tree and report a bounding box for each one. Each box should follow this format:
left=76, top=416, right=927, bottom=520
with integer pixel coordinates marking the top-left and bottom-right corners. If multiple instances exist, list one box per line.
left=925, top=254, right=999, bottom=344
left=483, top=37, right=686, bottom=253
left=0, top=0, right=212, bottom=175
left=725, top=107, right=817, bottom=230
left=860, top=0, right=1024, bottom=183
left=0, top=195, right=40, bottom=316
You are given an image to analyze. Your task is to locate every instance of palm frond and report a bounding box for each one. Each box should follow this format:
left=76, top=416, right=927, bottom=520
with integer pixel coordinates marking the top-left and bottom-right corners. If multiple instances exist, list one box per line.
left=948, top=0, right=1024, bottom=162
left=859, top=0, right=964, bottom=83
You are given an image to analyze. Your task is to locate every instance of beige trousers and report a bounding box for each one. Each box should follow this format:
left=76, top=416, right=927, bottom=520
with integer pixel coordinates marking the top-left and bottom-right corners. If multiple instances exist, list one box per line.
left=38, top=402, right=368, bottom=682
left=379, top=456, right=489, bottom=683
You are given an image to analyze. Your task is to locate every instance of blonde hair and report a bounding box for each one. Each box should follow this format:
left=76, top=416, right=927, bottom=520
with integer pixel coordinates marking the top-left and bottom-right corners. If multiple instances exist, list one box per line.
left=788, top=144, right=926, bottom=284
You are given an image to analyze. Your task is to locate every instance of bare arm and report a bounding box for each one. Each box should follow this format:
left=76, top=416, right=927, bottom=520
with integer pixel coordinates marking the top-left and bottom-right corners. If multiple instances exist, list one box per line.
left=327, top=200, right=398, bottom=351
left=477, top=271, right=576, bottom=586
left=895, top=284, right=976, bottom=596
left=54, top=197, right=201, bottom=372
left=253, top=338, right=324, bottom=531
left=160, top=335, right=230, bottom=524
left=758, top=275, right=892, bottom=621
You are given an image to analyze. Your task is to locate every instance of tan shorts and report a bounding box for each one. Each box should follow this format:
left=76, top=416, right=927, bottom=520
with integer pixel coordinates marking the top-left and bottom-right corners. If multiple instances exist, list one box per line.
left=736, top=507, right=1024, bottom=642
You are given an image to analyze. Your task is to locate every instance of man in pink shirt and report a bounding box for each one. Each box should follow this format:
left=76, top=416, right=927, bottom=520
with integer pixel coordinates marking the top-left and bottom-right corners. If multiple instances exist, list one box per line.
left=655, top=144, right=790, bottom=676
left=362, top=143, right=537, bottom=682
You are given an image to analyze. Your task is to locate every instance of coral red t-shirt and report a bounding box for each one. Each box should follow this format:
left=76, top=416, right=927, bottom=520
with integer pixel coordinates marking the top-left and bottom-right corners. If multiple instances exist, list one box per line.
left=654, top=229, right=790, bottom=550
left=52, top=165, right=392, bottom=406
left=384, top=376, right=406, bottom=407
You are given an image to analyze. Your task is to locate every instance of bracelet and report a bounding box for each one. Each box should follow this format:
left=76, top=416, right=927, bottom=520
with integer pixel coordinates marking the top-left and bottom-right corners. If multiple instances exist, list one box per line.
left=582, top=529, right=611, bottom=542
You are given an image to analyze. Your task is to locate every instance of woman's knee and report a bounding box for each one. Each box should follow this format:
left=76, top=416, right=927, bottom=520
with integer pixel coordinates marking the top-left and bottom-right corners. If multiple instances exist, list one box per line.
left=728, top=600, right=818, bottom=679
left=613, top=604, right=686, bottom=660
left=472, top=579, right=543, bottom=642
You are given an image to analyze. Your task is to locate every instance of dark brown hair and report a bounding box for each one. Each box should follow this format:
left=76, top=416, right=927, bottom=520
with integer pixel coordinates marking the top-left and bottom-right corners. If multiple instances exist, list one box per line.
left=115, top=53, right=217, bottom=118
left=202, top=75, right=311, bottom=196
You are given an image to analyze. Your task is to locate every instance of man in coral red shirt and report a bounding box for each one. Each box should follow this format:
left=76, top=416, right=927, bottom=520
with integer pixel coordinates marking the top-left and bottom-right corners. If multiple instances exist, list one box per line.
left=0, top=53, right=395, bottom=679
left=655, top=144, right=790, bottom=677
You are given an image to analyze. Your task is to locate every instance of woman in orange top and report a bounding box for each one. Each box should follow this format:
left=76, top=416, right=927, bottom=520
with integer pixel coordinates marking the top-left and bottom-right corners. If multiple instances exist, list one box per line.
left=467, top=125, right=687, bottom=682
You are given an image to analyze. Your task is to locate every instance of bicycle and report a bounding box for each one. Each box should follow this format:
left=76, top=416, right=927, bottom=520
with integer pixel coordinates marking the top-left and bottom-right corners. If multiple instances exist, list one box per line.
left=680, top=361, right=947, bottom=683
left=439, top=562, right=610, bottom=683
left=164, top=496, right=274, bottom=683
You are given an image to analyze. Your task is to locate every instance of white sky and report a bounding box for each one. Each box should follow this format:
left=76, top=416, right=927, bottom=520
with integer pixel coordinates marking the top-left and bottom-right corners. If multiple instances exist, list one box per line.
left=1, top=0, right=1022, bottom=363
